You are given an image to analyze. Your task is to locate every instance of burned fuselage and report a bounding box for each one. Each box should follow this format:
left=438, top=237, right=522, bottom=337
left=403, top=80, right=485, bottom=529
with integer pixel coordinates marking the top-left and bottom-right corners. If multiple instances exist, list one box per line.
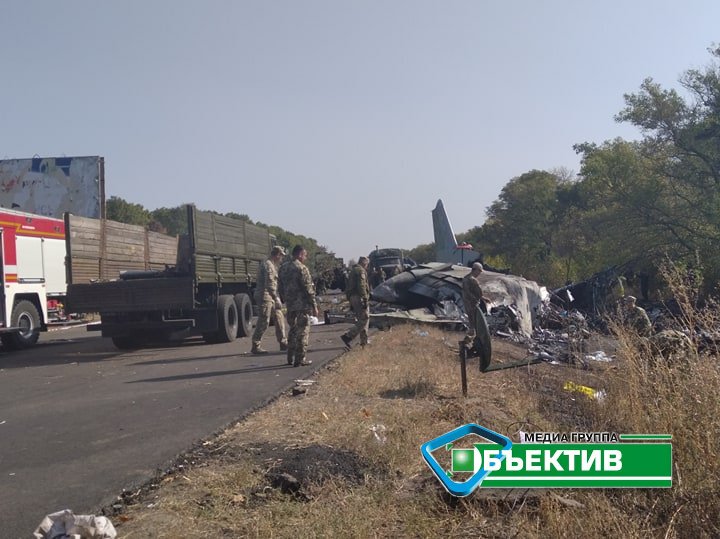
left=371, top=263, right=548, bottom=336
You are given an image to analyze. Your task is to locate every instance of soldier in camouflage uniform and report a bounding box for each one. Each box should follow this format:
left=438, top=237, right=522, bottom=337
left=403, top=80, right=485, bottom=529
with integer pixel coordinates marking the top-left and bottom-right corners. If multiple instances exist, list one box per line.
left=278, top=245, right=318, bottom=367
left=462, top=262, right=489, bottom=344
left=341, top=257, right=370, bottom=349
left=649, top=329, right=694, bottom=361
left=621, top=296, right=652, bottom=337
left=251, top=246, right=288, bottom=355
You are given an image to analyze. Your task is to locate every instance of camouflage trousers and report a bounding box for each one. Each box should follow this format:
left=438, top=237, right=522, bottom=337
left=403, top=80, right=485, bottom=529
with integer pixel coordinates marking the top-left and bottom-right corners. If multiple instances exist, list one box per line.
left=345, top=295, right=369, bottom=345
left=252, top=298, right=287, bottom=348
left=464, top=300, right=484, bottom=344
left=287, top=310, right=311, bottom=361
left=464, top=300, right=478, bottom=344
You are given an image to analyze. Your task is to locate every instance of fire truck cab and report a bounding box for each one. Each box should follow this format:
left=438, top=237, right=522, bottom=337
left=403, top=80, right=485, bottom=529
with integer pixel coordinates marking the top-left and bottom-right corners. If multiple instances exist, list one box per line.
left=0, top=209, right=66, bottom=349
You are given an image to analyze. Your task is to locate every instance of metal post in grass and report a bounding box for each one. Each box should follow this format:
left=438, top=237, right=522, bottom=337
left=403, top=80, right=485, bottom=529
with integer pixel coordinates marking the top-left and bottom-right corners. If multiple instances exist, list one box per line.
left=459, top=341, right=468, bottom=397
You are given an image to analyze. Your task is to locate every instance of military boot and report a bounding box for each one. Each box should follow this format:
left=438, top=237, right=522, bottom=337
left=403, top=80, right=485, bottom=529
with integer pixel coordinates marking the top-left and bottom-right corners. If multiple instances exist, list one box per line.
left=293, top=357, right=312, bottom=367
left=251, top=343, right=268, bottom=355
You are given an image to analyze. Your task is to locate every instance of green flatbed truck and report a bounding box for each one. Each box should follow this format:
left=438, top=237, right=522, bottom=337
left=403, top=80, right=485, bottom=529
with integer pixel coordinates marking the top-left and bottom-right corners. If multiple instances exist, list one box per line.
left=65, top=205, right=272, bottom=349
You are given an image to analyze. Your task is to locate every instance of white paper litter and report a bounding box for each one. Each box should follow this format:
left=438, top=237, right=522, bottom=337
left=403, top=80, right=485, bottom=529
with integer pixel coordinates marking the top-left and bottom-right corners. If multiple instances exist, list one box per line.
left=33, top=509, right=117, bottom=539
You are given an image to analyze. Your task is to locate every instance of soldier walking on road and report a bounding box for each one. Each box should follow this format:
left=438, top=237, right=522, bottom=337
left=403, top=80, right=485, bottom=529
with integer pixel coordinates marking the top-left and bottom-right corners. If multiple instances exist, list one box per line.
left=251, top=246, right=288, bottom=355
left=462, top=262, right=489, bottom=344
left=278, top=245, right=318, bottom=367
left=341, top=256, right=370, bottom=349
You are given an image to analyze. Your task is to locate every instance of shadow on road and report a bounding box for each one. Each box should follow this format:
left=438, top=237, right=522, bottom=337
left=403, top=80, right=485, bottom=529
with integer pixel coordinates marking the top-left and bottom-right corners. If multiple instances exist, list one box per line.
left=0, top=338, right=124, bottom=369
left=129, top=346, right=348, bottom=367
left=127, top=362, right=298, bottom=383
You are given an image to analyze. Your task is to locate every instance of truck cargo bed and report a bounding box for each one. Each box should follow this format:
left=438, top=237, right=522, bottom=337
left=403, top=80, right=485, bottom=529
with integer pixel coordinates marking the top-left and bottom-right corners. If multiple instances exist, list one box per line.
left=67, top=277, right=195, bottom=313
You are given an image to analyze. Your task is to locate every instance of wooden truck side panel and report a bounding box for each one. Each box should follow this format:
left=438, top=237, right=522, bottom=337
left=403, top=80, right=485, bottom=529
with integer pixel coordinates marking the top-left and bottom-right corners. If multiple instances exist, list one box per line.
left=67, top=277, right=195, bottom=313
left=65, top=206, right=272, bottom=346
left=65, top=214, right=178, bottom=285
left=189, top=206, right=270, bottom=286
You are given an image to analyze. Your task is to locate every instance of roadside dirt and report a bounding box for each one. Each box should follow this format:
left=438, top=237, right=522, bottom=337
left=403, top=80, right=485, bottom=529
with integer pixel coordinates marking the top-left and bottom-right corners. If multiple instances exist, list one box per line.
left=108, top=323, right=619, bottom=537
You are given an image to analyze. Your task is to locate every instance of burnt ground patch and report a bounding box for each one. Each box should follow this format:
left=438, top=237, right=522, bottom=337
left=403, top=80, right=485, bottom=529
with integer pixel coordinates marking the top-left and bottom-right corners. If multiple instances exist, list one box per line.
left=247, top=442, right=380, bottom=499
left=104, top=440, right=383, bottom=519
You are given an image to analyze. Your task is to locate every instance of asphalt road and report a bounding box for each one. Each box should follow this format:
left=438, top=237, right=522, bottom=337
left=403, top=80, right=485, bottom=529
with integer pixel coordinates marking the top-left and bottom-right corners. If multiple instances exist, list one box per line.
left=0, top=321, right=350, bottom=538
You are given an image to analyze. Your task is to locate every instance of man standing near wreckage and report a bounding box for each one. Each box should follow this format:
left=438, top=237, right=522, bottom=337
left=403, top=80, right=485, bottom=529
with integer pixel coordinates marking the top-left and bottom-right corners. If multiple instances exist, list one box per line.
left=621, top=295, right=652, bottom=337
left=341, top=256, right=370, bottom=349
left=251, top=246, right=288, bottom=355
left=279, top=245, right=317, bottom=367
left=462, top=262, right=488, bottom=344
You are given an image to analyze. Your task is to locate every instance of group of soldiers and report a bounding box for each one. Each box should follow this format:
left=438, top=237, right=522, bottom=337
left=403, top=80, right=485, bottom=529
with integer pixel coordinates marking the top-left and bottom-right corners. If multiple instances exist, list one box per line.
left=252, top=247, right=691, bottom=367
left=251, top=245, right=317, bottom=367
left=251, top=247, right=371, bottom=367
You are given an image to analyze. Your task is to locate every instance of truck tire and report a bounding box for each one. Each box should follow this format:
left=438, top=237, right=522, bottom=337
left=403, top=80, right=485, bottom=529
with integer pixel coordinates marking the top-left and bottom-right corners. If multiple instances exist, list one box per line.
left=234, top=293, right=252, bottom=338
left=1, top=300, right=41, bottom=350
left=111, top=335, right=142, bottom=350
left=209, top=294, right=238, bottom=343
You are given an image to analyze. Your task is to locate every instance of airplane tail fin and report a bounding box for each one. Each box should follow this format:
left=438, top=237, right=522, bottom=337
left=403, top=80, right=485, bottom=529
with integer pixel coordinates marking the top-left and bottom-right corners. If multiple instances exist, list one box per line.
left=432, top=199, right=458, bottom=262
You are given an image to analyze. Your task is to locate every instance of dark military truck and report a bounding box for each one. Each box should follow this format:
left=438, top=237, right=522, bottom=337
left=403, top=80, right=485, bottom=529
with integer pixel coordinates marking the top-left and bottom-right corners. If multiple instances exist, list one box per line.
left=65, top=205, right=272, bottom=349
left=368, top=248, right=417, bottom=276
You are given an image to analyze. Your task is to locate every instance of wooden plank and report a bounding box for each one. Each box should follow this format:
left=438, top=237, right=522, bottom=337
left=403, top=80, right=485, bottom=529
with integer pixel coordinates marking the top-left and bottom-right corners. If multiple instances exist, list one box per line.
left=67, top=244, right=102, bottom=255
left=67, top=278, right=195, bottom=313
left=69, top=230, right=103, bottom=241
left=69, top=257, right=101, bottom=284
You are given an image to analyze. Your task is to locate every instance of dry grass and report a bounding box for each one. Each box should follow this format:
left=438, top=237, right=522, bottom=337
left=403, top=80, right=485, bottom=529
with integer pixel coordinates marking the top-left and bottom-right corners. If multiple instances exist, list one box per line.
left=116, top=307, right=720, bottom=538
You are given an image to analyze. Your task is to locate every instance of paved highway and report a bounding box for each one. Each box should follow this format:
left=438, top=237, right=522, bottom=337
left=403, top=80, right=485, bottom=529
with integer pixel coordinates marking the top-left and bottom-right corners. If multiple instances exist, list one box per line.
left=0, top=321, right=349, bottom=537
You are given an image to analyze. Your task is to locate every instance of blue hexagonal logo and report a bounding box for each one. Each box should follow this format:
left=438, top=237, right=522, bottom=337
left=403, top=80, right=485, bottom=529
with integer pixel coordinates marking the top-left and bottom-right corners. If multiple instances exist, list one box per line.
left=421, top=423, right=512, bottom=497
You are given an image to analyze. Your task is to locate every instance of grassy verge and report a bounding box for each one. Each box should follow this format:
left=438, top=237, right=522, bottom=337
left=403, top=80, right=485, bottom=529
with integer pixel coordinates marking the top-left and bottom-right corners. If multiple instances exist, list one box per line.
left=115, top=318, right=719, bottom=538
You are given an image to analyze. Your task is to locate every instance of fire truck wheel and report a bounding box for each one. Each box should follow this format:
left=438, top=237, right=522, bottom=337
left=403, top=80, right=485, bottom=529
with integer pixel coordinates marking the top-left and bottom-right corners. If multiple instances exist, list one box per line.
left=1, top=300, right=41, bottom=350
left=234, top=293, right=252, bottom=338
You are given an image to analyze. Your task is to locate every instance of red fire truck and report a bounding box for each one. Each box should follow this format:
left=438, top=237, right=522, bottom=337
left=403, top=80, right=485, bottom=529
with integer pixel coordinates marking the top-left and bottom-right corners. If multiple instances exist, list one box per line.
left=0, top=208, right=66, bottom=349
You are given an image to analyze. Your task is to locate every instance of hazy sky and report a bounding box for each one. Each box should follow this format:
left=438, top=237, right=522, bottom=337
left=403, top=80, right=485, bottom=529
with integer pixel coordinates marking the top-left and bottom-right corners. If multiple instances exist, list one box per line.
left=1, top=1, right=718, bottom=262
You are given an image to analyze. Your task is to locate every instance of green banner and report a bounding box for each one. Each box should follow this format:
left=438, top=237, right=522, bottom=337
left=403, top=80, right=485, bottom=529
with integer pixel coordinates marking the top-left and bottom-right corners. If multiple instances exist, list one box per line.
left=451, top=443, right=672, bottom=488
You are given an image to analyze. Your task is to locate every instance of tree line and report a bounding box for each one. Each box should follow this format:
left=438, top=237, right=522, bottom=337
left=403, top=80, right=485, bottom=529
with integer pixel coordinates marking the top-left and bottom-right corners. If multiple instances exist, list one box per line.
left=407, top=46, right=720, bottom=295
left=105, top=198, right=337, bottom=275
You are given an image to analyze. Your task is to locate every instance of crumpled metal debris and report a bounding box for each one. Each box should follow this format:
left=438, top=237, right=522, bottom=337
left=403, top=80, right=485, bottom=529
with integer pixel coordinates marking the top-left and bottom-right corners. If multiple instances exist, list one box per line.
left=584, top=350, right=614, bottom=362
left=486, top=304, right=522, bottom=337
left=33, top=509, right=117, bottom=539
left=371, top=262, right=549, bottom=336
left=431, top=300, right=463, bottom=320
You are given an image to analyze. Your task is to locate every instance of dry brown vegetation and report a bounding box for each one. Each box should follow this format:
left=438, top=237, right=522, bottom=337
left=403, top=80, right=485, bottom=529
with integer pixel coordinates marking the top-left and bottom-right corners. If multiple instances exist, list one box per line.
left=115, top=291, right=720, bottom=538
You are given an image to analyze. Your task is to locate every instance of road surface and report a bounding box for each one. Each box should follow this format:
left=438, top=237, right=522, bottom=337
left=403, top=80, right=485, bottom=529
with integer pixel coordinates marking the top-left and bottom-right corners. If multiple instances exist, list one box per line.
left=0, top=321, right=349, bottom=537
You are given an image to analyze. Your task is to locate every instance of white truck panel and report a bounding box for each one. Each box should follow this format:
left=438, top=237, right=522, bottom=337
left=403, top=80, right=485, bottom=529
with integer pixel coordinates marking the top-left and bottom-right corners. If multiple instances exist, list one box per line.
left=42, top=237, right=67, bottom=297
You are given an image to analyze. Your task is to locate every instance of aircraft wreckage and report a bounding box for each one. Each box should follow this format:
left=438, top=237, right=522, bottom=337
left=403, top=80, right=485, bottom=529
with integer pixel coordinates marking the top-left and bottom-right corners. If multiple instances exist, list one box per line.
left=367, top=199, right=549, bottom=336
left=370, top=262, right=549, bottom=337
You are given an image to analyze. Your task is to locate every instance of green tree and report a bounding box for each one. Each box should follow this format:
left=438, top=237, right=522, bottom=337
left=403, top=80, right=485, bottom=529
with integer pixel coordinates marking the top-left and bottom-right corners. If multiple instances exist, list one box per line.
left=106, top=196, right=151, bottom=226
left=224, top=212, right=253, bottom=223
left=584, top=46, right=720, bottom=288
left=150, top=206, right=188, bottom=236
left=405, top=242, right=435, bottom=264
left=482, top=170, right=568, bottom=284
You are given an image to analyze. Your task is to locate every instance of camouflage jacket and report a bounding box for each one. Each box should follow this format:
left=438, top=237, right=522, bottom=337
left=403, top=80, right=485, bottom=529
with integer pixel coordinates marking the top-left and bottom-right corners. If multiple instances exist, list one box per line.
left=255, top=258, right=280, bottom=303
left=462, top=273, right=483, bottom=311
left=279, top=259, right=316, bottom=312
left=626, top=306, right=652, bottom=336
left=345, top=264, right=369, bottom=300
